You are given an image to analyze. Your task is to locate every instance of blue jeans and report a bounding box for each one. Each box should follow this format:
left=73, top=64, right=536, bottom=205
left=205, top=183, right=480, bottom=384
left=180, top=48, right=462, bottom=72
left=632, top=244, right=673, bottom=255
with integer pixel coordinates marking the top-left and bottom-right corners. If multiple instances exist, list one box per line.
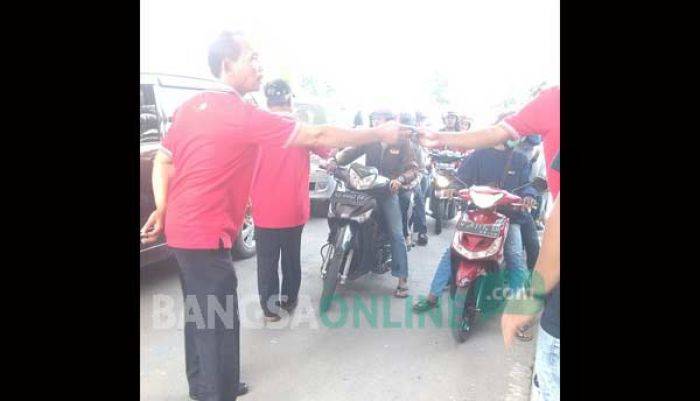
left=533, top=324, right=560, bottom=401
left=428, top=247, right=452, bottom=297
left=504, top=223, right=529, bottom=292
left=426, top=224, right=528, bottom=297
left=378, top=193, right=409, bottom=279
left=411, top=174, right=429, bottom=235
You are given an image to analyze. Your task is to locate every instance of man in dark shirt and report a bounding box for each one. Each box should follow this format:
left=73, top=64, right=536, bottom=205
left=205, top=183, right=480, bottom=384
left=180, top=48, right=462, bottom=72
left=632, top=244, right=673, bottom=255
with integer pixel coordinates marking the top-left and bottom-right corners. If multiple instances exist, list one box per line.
left=330, top=110, right=418, bottom=298
left=412, top=141, right=537, bottom=316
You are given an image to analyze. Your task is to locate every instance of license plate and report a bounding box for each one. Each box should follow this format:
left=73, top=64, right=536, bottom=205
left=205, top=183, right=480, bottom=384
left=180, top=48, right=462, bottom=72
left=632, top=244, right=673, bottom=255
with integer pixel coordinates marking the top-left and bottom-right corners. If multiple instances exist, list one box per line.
left=332, top=192, right=366, bottom=206
left=456, top=218, right=504, bottom=238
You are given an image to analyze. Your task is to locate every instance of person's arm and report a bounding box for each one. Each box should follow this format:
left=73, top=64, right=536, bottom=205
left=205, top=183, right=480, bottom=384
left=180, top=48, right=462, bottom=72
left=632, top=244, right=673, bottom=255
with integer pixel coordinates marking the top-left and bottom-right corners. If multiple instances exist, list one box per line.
left=517, top=157, right=538, bottom=201
left=290, top=121, right=404, bottom=148
left=140, top=150, right=173, bottom=243
left=500, top=195, right=560, bottom=347
left=333, top=145, right=366, bottom=166
left=534, top=194, right=560, bottom=294
left=420, top=125, right=514, bottom=151
left=397, top=141, right=419, bottom=184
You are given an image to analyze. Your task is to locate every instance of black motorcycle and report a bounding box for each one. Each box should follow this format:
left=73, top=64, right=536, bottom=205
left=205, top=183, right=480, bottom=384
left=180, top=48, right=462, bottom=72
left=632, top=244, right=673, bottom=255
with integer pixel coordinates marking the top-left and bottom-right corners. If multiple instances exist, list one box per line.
left=427, top=150, right=463, bottom=234
left=319, top=163, right=393, bottom=313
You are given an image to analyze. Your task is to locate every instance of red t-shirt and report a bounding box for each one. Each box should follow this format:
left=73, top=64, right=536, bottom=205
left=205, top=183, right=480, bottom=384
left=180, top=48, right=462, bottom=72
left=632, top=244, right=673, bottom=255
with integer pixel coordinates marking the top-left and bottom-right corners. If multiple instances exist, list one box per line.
left=161, top=91, right=298, bottom=249
left=500, top=87, right=560, bottom=197
left=250, top=114, right=331, bottom=228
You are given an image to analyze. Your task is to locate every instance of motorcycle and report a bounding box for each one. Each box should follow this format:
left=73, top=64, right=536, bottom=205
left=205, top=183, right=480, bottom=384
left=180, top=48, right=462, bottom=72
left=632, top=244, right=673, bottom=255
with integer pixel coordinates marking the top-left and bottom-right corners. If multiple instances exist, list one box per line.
left=318, top=163, right=394, bottom=313
left=427, top=149, right=463, bottom=234
left=448, top=185, right=525, bottom=342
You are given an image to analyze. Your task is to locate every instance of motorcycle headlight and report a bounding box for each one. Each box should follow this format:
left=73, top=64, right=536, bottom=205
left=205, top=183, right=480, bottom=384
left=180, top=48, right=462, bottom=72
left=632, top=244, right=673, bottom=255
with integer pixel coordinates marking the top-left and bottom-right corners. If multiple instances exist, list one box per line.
left=349, top=168, right=377, bottom=190
left=435, top=174, right=451, bottom=188
left=469, top=189, right=504, bottom=209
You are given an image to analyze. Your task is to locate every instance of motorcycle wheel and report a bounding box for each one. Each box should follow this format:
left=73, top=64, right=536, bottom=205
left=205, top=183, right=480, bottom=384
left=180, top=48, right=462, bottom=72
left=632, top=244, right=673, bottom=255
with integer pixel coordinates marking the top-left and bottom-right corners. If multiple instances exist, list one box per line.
left=451, top=282, right=477, bottom=343
left=320, top=225, right=348, bottom=313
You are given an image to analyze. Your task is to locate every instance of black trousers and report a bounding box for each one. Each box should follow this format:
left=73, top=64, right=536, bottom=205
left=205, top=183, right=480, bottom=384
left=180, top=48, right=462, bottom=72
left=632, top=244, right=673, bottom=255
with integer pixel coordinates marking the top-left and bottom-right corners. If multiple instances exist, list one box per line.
left=254, top=225, right=304, bottom=316
left=171, top=246, right=240, bottom=401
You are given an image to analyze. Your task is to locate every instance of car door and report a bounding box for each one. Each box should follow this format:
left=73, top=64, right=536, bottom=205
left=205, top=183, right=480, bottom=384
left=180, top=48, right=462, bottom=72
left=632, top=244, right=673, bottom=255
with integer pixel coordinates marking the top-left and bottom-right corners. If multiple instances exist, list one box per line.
left=140, top=83, right=164, bottom=252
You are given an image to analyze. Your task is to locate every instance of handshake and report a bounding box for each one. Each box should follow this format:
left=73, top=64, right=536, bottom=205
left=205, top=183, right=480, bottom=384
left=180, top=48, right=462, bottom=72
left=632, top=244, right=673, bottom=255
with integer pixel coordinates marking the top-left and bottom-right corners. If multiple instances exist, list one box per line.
left=371, top=121, right=441, bottom=148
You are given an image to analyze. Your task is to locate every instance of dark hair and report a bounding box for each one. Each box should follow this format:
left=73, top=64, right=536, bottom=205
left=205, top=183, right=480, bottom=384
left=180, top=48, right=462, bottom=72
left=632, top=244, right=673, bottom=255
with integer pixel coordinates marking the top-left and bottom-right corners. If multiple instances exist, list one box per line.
left=208, top=31, right=245, bottom=78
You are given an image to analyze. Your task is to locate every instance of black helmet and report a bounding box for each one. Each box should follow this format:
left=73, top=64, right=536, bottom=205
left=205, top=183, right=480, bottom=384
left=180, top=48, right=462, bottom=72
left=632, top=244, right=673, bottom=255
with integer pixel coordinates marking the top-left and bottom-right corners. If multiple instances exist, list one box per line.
left=264, top=79, right=293, bottom=106
left=399, top=112, right=416, bottom=126
left=369, top=109, right=396, bottom=126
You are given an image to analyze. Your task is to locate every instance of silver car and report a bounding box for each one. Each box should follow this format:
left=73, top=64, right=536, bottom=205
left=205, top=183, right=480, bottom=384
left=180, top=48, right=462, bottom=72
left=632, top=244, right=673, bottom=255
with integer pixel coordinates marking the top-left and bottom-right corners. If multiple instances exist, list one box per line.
left=295, top=102, right=339, bottom=217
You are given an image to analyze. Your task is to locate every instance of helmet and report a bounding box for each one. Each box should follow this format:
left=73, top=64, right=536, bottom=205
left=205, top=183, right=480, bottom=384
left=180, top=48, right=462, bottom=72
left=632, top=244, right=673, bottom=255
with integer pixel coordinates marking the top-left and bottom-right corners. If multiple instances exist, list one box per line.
left=398, top=112, right=416, bottom=126
left=459, top=115, right=473, bottom=130
left=369, top=109, right=396, bottom=126
left=442, top=111, right=458, bottom=120
left=263, top=79, right=293, bottom=106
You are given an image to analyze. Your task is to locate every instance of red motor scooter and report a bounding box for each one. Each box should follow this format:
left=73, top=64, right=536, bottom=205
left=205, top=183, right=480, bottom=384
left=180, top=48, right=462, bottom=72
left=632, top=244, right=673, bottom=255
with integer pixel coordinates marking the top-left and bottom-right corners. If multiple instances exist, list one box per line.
left=449, top=185, right=524, bottom=342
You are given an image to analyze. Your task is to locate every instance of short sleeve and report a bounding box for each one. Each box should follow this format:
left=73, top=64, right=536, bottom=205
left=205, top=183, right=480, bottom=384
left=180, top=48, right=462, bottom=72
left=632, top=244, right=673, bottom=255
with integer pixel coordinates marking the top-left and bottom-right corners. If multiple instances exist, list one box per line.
left=500, top=87, right=559, bottom=140
left=238, top=102, right=299, bottom=148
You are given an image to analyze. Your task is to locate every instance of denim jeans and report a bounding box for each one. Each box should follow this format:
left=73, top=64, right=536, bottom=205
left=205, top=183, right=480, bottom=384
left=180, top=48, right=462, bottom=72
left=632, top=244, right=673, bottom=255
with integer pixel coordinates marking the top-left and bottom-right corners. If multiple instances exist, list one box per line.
left=533, top=324, right=560, bottom=401
left=428, top=246, right=452, bottom=297
left=504, top=223, right=529, bottom=293
left=519, top=214, right=541, bottom=270
left=378, top=193, right=409, bottom=279
left=426, top=224, right=528, bottom=298
left=411, top=174, right=429, bottom=235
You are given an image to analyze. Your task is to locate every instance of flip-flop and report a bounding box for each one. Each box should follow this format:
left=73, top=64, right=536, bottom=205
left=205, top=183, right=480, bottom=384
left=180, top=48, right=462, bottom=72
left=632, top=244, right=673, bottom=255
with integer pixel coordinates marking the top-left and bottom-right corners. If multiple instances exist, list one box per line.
left=394, top=286, right=409, bottom=298
left=516, top=327, right=533, bottom=342
left=412, top=299, right=438, bottom=313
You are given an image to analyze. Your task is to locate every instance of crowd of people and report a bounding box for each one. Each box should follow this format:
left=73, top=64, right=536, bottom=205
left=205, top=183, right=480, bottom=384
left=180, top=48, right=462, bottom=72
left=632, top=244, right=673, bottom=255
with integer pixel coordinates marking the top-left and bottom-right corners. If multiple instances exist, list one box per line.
left=140, top=30, right=560, bottom=401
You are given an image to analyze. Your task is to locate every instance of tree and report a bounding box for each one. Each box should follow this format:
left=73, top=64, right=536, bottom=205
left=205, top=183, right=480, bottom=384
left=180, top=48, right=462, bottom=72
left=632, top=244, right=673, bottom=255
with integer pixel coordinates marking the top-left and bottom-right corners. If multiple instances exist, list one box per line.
left=430, top=71, right=450, bottom=106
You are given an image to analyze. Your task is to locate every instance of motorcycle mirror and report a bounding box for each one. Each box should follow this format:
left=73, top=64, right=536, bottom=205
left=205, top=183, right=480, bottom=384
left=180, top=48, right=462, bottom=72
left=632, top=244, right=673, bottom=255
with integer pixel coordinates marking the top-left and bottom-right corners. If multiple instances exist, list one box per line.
left=532, top=177, right=548, bottom=192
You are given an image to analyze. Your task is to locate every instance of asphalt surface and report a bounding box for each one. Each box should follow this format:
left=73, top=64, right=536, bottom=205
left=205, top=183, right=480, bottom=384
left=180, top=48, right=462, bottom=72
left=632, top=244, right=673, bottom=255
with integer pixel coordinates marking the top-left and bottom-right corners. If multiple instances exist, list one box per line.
left=140, top=215, right=537, bottom=401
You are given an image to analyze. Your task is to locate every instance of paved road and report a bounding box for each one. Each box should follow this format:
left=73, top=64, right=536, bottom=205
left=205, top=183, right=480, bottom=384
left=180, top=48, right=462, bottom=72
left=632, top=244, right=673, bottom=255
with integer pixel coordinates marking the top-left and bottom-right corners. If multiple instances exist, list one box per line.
left=140, top=215, right=536, bottom=401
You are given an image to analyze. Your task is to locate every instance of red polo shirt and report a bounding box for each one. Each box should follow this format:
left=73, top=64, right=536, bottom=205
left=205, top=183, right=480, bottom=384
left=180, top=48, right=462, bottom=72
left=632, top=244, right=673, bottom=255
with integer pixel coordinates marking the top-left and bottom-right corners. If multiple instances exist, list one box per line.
left=500, top=87, right=560, bottom=197
left=250, top=113, right=331, bottom=228
left=161, top=91, right=299, bottom=249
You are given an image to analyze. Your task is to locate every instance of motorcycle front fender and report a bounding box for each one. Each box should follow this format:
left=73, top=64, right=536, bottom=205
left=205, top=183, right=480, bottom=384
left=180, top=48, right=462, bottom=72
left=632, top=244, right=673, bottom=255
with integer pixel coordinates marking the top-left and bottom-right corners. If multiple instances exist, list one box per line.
left=454, top=259, right=486, bottom=288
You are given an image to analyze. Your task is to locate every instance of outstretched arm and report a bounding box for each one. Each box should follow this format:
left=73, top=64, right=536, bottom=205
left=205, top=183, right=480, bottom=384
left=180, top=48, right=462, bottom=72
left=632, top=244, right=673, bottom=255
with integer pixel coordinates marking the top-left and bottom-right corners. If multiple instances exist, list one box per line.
left=420, top=125, right=514, bottom=151
left=290, top=121, right=406, bottom=148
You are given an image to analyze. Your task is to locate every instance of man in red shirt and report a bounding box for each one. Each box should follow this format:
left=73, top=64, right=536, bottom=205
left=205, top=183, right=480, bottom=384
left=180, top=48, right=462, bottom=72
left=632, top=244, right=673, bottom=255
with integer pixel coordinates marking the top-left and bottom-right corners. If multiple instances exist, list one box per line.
left=140, top=31, right=406, bottom=401
left=419, top=87, right=560, bottom=198
left=251, top=79, right=331, bottom=321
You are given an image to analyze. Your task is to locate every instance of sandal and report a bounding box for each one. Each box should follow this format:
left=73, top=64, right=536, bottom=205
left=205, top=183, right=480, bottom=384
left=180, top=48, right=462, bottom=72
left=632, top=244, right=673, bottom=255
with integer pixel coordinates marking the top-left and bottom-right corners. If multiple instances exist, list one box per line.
left=394, top=286, right=409, bottom=298
left=516, top=327, right=533, bottom=342
left=412, top=299, right=438, bottom=313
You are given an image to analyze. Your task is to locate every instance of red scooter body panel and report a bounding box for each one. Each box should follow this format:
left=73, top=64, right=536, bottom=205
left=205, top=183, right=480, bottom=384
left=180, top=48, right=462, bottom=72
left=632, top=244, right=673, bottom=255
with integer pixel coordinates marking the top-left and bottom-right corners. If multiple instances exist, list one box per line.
left=454, top=258, right=486, bottom=287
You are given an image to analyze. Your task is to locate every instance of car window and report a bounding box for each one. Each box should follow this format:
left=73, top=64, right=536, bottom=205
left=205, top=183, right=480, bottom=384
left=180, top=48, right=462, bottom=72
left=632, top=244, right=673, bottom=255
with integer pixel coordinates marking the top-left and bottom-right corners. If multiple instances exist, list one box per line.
left=140, top=84, right=161, bottom=143
left=154, top=86, right=203, bottom=135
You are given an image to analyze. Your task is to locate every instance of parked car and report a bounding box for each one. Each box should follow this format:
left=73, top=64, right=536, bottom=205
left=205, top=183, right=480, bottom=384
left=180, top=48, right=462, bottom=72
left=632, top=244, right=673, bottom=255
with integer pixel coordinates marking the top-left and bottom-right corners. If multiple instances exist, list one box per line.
left=140, top=73, right=257, bottom=267
left=294, top=101, right=339, bottom=217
